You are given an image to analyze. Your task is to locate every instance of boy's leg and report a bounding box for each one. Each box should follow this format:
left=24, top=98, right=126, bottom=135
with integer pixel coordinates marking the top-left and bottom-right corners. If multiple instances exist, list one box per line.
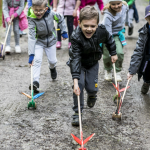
left=13, top=17, right=21, bottom=53
left=45, top=44, right=57, bottom=79
left=85, top=63, right=99, bottom=108
left=128, top=8, right=134, bottom=35
left=66, top=16, right=74, bottom=47
left=113, top=36, right=124, bottom=72
left=132, top=2, right=139, bottom=23
left=33, top=45, right=44, bottom=83
left=103, top=44, right=113, bottom=81
left=141, top=62, right=150, bottom=94
left=5, top=21, right=12, bottom=53
left=72, top=68, right=85, bottom=126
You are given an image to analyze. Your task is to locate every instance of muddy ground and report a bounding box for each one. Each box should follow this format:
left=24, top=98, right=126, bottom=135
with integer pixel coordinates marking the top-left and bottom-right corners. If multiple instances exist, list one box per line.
left=0, top=0, right=150, bottom=149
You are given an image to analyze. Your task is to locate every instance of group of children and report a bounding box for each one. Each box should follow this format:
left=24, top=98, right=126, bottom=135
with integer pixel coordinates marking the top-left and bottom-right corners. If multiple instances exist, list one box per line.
left=2, top=0, right=150, bottom=126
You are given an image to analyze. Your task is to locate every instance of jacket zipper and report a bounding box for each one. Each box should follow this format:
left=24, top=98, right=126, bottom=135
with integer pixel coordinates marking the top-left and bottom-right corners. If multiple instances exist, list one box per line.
left=91, top=38, right=97, bottom=60
left=43, top=18, right=49, bottom=47
left=63, top=0, right=66, bottom=15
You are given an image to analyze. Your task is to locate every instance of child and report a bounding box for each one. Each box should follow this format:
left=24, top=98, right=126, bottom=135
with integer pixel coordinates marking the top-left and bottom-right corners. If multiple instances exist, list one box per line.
left=102, top=0, right=128, bottom=82
left=2, top=0, right=25, bottom=53
left=28, top=0, right=68, bottom=92
left=67, top=6, right=118, bottom=126
left=53, top=0, right=81, bottom=49
left=128, top=5, right=150, bottom=94
left=124, top=0, right=135, bottom=35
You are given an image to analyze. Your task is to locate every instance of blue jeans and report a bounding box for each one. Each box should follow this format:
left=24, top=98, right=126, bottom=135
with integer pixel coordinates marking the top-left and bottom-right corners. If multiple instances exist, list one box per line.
left=132, top=2, right=139, bottom=23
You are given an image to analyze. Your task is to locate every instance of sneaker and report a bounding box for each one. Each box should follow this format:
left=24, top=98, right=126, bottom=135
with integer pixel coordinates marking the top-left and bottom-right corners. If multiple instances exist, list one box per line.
left=29, top=81, right=39, bottom=93
left=105, top=70, right=112, bottom=81
left=141, top=82, right=150, bottom=94
left=22, top=31, right=27, bottom=35
left=128, top=24, right=134, bottom=36
left=50, top=67, right=57, bottom=79
left=87, top=95, right=97, bottom=108
left=5, top=45, right=11, bottom=54
left=68, top=42, right=71, bottom=49
left=56, top=41, right=61, bottom=49
left=15, top=45, right=21, bottom=53
left=116, top=72, right=122, bottom=82
left=72, top=113, right=82, bottom=126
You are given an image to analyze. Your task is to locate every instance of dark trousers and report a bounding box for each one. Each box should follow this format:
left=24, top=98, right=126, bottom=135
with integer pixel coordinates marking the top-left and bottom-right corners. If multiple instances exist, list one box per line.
left=57, top=16, right=74, bottom=42
left=143, top=61, right=150, bottom=83
left=73, top=63, right=99, bottom=113
left=132, top=2, right=139, bottom=23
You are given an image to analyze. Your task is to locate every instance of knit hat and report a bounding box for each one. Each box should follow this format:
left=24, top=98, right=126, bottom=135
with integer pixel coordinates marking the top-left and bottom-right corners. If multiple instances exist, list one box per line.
left=109, top=0, right=122, bottom=2
left=145, top=5, right=150, bottom=18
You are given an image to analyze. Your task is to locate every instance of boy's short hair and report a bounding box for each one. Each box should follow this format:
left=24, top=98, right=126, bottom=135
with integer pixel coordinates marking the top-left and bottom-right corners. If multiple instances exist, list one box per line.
left=79, top=6, right=99, bottom=23
left=32, top=0, right=48, bottom=7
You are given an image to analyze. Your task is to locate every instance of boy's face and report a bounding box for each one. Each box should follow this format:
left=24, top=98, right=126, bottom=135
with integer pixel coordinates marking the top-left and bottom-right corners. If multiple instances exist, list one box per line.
left=110, top=1, right=122, bottom=12
left=32, top=4, right=48, bottom=19
left=145, top=16, right=150, bottom=25
left=79, top=18, right=98, bottom=39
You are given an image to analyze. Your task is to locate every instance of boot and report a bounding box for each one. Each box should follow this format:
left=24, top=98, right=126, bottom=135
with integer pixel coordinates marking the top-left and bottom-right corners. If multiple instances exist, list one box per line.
left=141, top=82, right=150, bottom=94
left=56, top=41, right=61, bottom=49
left=29, top=81, right=39, bottom=93
left=105, top=70, right=112, bottom=81
left=128, top=23, right=134, bottom=36
left=50, top=67, right=57, bottom=79
left=72, top=113, right=82, bottom=126
left=116, top=72, right=122, bottom=82
left=87, top=95, right=97, bottom=108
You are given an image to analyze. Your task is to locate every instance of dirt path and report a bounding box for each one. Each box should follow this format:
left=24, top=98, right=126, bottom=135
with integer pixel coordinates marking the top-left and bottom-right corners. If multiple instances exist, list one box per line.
left=0, top=0, right=150, bottom=149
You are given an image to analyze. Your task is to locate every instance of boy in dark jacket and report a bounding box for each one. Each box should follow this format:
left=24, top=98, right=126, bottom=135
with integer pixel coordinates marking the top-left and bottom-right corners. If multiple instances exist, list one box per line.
left=68, top=6, right=118, bottom=126
left=128, top=5, right=150, bottom=94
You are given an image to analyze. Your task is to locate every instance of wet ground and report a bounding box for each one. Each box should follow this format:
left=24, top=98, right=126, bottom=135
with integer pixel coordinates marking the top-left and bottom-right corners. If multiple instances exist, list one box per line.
left=0, top=0, right=150, bottom=149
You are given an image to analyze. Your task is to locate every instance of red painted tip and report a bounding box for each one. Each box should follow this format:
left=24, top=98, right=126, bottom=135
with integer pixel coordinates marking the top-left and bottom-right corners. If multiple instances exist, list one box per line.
left=112, top=83, right=120, bottom=92
left=83, top=133, right=95, bottom=145
left=119, top=86, right=130, bottom=93
left=78, top=148, right=87, bottom=150
left=71, top=134, right=82, bottom=145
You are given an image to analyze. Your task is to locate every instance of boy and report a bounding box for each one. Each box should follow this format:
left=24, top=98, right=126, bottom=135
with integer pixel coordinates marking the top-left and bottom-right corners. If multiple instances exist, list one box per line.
left=28, top=0, right=68, bottom=92
left=124, top=0, right=135, bottom=35
left=128, top=5, right=150, bottom=94
left=67, top=6, right=118, bottom=126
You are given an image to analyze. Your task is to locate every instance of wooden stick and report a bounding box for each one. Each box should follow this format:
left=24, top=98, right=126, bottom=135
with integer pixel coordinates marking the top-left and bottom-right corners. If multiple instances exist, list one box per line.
left=2, top=20, right=12, bottom=56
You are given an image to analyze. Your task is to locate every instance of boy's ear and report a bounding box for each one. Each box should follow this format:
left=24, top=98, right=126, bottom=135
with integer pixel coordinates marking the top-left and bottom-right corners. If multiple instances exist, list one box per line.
left=78, top=20, right=81, bottom=27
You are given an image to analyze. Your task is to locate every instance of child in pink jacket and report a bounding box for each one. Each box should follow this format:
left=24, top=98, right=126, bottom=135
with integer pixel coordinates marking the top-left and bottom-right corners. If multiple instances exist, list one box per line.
left=53, top=0, right=81, bottom=49
left=80, top=0, right=104, bottom=13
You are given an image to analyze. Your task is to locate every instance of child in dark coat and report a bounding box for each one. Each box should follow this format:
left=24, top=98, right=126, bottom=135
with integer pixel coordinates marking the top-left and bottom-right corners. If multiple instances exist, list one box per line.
left=128, top=5, right=150, bottom=94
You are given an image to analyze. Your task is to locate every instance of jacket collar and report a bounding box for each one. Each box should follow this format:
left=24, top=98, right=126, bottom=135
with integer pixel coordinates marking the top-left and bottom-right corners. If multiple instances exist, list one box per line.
left=138, top=23, right=149, bottom=34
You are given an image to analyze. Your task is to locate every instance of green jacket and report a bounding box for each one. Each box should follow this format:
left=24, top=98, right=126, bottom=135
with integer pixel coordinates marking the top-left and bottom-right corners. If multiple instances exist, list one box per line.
left=27, top=7, right=67, bottom=55
left=124, top=0, right=134, bottom=6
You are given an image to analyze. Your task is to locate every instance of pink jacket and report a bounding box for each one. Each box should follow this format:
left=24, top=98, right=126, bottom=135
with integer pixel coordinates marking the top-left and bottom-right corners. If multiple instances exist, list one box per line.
left=80, top=0, right=104, bottom=11
left=57, top=0, right=76, bottom=16
left=2, top=7, right=28, bottom=31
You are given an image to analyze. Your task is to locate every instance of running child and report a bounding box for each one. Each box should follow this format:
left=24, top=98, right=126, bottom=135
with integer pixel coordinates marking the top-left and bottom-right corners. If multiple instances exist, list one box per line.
left=128, top=5, right=150, bottom=94
left=28, top=0, right=68, bottom=92
left=53, top=0, right=81, bottom=49
left=102, top=0, right=129, bottom=82
left=67, top=6, right=118, bottom=126
left=2, top=0, right=25, bottom=53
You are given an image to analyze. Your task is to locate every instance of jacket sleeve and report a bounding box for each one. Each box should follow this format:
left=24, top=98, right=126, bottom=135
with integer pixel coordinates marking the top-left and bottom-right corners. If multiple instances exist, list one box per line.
left=128, top=33, right=144, bottom=74
left=69, top=35, right=82, bottom=80
left=97, top=0, right=104, bottom=11
left=52, top=11, right=67, bottom=34
left=102, top=14, right=112, bottom=35
left=16, top=0, right=24, bottom=16
left=103, top=27, right=117, bottom=56
left=2, top=0, right=10, bottom=19
left=28, top=18, right=37, bottom=55
left=127, top=0, right=134, bottom=6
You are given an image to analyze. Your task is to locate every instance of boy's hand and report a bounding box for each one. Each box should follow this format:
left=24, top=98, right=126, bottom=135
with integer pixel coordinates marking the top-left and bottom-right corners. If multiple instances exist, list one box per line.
left=61, top=32, right=68, bottom=40
left=111, top=55, right=118, bottom=63
left=53, top=8, right=57, bottom=12
left=73, top=79, right=80, bottom=96
left=127, top=72, right=133, bottom=80
left=73, top=9, right=77, bottom=17
left=28, top=54, right=34, bottom=66
left=11, top=14, right=15, bottom=21
left=101, top=9, right=104, bottom=15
